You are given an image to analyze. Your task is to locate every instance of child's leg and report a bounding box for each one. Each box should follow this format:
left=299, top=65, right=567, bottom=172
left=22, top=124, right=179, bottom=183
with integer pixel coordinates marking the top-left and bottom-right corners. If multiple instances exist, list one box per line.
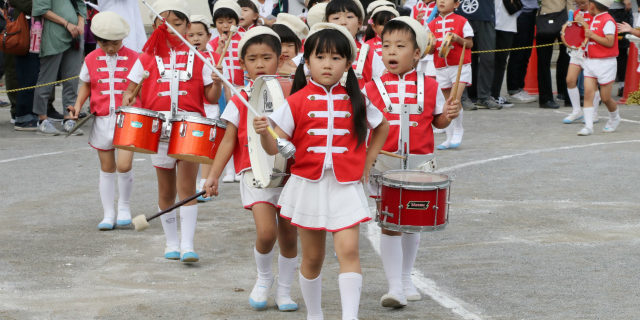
left=97, top=150, right=117, bottom=229
left=379, top=227, right=406, bottom=307
left=115, top=150, right=134, bottom=225
left=401, top=232, right=422, bottom=300
left=450, top=84, right=465, bottom=146
left=156, top=167, right=179, bottom=257
left=579, top=77, right=598, bottom=135
left=276, top=216, right=299, bottom=310
left=299, top=228, right=326, bottom=320
left=176, top=161, right=199, bottom=261
left=249, top=203, right=279, bottom=309
left=566, top=64, right=583, bottom=117
left=438, top=88, right=453, bottom=149
left=599, top=83, right=621, bottom=132
left=333, top=226, right=362, bottom=320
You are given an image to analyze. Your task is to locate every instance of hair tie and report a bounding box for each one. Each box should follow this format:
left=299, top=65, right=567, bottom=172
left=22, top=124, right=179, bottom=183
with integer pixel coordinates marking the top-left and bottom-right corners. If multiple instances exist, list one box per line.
left=368, top=19, right=373, bottom=24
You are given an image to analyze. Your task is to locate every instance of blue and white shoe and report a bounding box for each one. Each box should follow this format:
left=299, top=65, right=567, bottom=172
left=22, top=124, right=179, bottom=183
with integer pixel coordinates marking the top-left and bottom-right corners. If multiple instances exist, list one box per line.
left=116, top=219, right=132, bottom=227
left=249, top=278, right=273, bottom=310
left=181, top=251, right=199, bottom=263
left=437, top=142, right=459, bottom=150
left=164, top=247, right=180, bottom=260
left=563, top=112, right=583, bottom=124
left=196, top=190, right=212, bottom=202
left=97, top=221, right=115, bottom=231
left=275, top=296, right=298, bottom=312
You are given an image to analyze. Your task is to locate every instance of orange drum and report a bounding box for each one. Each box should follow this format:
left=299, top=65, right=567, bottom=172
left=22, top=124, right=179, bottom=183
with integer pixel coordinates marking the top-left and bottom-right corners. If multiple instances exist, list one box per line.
left=113, top=107, right=165, bottom=154
left=167, top=115, right=227, bottom=164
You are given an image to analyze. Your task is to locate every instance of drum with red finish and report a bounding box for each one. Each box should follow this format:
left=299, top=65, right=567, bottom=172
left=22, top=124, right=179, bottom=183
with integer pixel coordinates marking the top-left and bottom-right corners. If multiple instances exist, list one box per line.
left=113, top=107, right=165, bottom=154
left=167, top=114, right=226, bottom=164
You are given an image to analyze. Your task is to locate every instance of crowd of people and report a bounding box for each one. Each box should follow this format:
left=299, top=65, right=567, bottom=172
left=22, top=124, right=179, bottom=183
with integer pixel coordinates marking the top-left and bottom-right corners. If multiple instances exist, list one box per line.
left=1, top=0, right=637, bottom=319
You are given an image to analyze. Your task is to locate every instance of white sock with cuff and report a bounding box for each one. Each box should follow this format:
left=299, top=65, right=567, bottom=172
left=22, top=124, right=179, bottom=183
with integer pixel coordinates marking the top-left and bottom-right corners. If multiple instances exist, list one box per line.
left=338, top=272, right=363, bottom=320
left=300, top=273, right=323, bottom=320
left=116, top=170, right=133, bottom=221
left=179, top=205, right=198, bottom=252
left=99, top=171, right=116, bottom=223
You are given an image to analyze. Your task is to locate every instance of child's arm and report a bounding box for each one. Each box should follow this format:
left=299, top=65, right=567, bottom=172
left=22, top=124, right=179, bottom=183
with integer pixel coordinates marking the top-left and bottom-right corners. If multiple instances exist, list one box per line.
left=68, top=81, right=90, bottom=119
left=585, top=29, right=616, bottom=48
left=204, top=66, right=224, bottom=104
left=364, top=118, right=389, bottom=182
left=203, top=124, right=237, bottom=197
left=433, top=95, right=461, bottom=129
left=453, top=34, right=473, bottom=49
left=254, top=116, right=289, bottom=155
left=122, top=81, right=140, bottom=106
left=618, top=22, right=640, bottom=37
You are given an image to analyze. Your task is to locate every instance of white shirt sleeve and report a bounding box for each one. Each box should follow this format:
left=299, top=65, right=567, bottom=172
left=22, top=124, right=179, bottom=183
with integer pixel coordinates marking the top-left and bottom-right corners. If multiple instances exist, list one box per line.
left=202, top=64, right=213, bottom=86
left=365, top=97, right=384, bottom=129
left=433, top=85, right=445, bottom=115
left=220, top=99, right=240, bottom=127
left=79, top=62, right=90, bottom=83
left=127, top=59, right=144, bottom=83
left=371, top=53, right=386, bottom=79
left=463, top=21, right=474, bottom=38
left=603, top=20, right=616, bottom=35
left=268, top=101, right=296, bottom=137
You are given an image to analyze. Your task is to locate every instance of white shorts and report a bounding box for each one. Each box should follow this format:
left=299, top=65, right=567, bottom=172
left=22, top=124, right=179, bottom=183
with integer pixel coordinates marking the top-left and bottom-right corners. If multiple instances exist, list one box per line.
left=239, top=170, right=282, bottom=209
left=204, top=104, right=220, bottom=120
left=89, top=114, right=116, bottom=151
left=568, top=49, right=586, bottom=67
left=583, top=57, right=617, bottom=85
left=151, top=142, right=178, bottom=170
left=436, top=64, right=472, bottom=89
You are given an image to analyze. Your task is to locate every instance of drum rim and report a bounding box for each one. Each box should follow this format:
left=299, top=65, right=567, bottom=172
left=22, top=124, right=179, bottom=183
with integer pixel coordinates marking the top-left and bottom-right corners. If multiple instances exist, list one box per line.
left=169, top=114, right=227, bottom=128
left=116, top=106, right=166, bottom=121
left=380, top=169, right=450, bottom=188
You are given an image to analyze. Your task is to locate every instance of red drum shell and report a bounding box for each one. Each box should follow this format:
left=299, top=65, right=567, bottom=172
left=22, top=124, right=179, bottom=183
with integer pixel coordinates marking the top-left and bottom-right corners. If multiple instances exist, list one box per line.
left=561, top=21, right=588, bottom=50
left=113, top=107, right=164, bottom=154
left=167, top=115, right=226, bottom=164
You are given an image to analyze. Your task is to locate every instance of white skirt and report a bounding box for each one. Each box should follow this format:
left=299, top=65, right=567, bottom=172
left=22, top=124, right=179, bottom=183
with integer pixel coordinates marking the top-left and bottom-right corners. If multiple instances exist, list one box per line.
left=239, top=170, right=282, bottom=210
left=88, top=114, right=116, bottom=151
left=278, top=171, right=371, bottom=232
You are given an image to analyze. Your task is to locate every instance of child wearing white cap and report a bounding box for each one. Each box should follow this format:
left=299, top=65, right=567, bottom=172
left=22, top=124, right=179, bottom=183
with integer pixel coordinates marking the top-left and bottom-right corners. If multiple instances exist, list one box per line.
left=272, top=13, right=309, bottom=76
left=364, top=5, right=399, bottom=57
left=209, top=0, right=245, bottom=87
left=237, top=0, right=261, bottom=32
left=68, top=11, right=138, bottom=231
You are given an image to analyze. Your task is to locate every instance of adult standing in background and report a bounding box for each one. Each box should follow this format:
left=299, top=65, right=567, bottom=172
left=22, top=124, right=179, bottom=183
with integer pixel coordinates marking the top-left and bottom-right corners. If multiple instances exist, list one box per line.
left=609, top=0, right=633, bottom=96
left=506, top=0, right=538, bottom=103
left=98, top=0, right=147, bottom=52
left=31, top=0, right=87, bottom=135
left=490, top=0, right=518, bottom=107
left=536, top=0, right=574, bottom=109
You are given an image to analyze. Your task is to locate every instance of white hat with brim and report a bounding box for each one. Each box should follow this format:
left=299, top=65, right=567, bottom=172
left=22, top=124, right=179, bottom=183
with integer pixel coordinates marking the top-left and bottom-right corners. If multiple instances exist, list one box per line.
left=307, top=2, right=327, bottom=29
left=366, top=0, right=395, bottom=15
left=90, top=11, right=130, bottom=40
left=308, top=22, right=358, bottom=62
left=149, top=0, right=190, bottom=22
left=213, top=0, right=242, bottom=20
left=390, top=16, right=428, bottom=56
left=592, top=0, right=614, bottom=8
left=190, top=14, right=213, bottom=28
left=352, top=0, right=365, bottom=21
left=274, top=13, right=310, bottom=41
left=237, top=26, right=281, bottom=57
left=371, top=6, right=399, bottom=19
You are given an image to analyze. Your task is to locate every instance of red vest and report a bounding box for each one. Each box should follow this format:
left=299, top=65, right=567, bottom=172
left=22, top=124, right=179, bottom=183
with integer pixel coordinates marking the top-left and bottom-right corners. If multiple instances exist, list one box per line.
left=428, top=13, right=472, bottom=68
left=209, top=32, right=244, bottom=86
left=366, top=35, right=382, bottom=57
left=354, top=41, right=375, bottom=88
left=138, top=44, right=206, bottom=116
left=229, top=89, right=253, bottom=174
left=587, top=12, right=618, bottom=59
left=85, top=46, right=139, bottom=115
left=364, top=70, right=437, bottom=154
left=287, top=81, right=367, bottom=183
left=412, top=1, right=436, bottom=25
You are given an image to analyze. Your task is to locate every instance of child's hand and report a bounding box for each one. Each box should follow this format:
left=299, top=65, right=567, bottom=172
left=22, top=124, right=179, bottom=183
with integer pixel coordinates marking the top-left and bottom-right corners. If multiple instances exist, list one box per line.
left=444, top=96, right=460, bottom=121
left=216, top=34, right=228, bottom=54
left=203, top=176, right=219, bottom=197
left=417, top=10, right=426, bottom=21
left=67, top=106, right=79, bottom=119
left=253, top=116, right=270, bottom=135
left=575, top=13, right=585, bottom=24
left=618, top=22, right=633, bottom=33
left=584, top=28, right=592, bottom=39
left=212, top=65, right=224, bottom=84
left=278, top=59, right=297, bottom=75
left=361, top=162, right=373, bottom=184
left=122, top=92, right=136, bottom=106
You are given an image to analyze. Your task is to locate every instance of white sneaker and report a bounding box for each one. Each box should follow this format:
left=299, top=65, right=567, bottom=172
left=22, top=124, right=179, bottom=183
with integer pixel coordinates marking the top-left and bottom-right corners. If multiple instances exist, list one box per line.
left=222, top=174, right=235, bottom=183
left=602, top=117, right=621, bottom=133
left=563, top=111, right=583, bottom=124
left=380, top=292, right=407, bottom=308
left=403, top=280, right=422, bottom=301
left=509, top=90, right=537, bottom=103
left=249, top=278, right=273, bottom=310
left=577, top=126, right=593, bottom=136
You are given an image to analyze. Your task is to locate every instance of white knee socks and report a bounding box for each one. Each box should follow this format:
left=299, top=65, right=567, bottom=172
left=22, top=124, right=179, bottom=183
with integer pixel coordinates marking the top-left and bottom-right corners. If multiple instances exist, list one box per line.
left=380, top=234, right=403, bottom=296
left=451, top=109, right=464, bottom=145
left=401, top=233, right=421, bottom=291
left=180, top=205, right=198, bottom=252
left=567, top=87, right=581, bottom=115
left=277, top=254, right=298, bottom=299
left=338, top=272, right=362, bottom=320
left=300, top=273, right=323, bottom=320
left=254, top=247, right=275, bottom=283
left=160, top=208, right=179, bottom=250
left=99, top=171, right=116, bottom=223
left=593, top=91, right=601, bottom=118
left=116, top=170, right=133, bottom=221
left=583, top=107, right=594, bottom=129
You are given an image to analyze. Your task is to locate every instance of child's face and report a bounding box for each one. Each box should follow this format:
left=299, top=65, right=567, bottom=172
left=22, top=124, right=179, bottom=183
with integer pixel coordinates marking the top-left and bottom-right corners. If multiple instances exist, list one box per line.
left=215, top=17, right=237, bottom=35
left=576, top=0, right=589, bottom=11
left=436, top=0, right=459, bottom=15
left=240, top=43, right=279, bottom=80
left=154, top=11, right=189, bottom=36
left=239, top=7, right=259, bottom=29
left=327, top=11, right=361, bottom=38
left=280, top=42, right=297, bottom=61
left=187, top=23, right=211, bottom=51
left=97, top=39, right=123, bottom=56
left=306, top=49, right=350, bottom=88
left=587, top=2, right=599, bottom=15
left=381, top=30, right=421, bottom=75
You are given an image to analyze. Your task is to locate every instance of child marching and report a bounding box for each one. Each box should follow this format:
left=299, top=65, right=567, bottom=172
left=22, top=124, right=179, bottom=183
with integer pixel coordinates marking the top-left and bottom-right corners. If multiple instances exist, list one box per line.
left=272, top=13, right=309, bottom=76
left=209, top=0, right=245, bottom=87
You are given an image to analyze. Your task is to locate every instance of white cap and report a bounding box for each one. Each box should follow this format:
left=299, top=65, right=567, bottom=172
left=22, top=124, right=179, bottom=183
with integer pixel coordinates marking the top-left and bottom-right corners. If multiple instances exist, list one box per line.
left=307, top=2, right=327, bottom=28
left=366, top=0, right=395, bottom=15
left=371, top=6, right=398, bottom=19
left=351, top=0, right=365, bottom=21
left=90, top=11, right=130, bottom=41
left=237, top=26, right=281, bottom=56
left=149, top=0, right=190, bottom=22
left=390, top=16, right=428, bottom=56
left=274, top=13, right=310, bottom=41
left=213, top=0, right=242, bottom=20
left=592, top=0, right=614, bottom=8
left=190, top=14, right=212, bottom=27
left=308, top=22, right=358, bottom=62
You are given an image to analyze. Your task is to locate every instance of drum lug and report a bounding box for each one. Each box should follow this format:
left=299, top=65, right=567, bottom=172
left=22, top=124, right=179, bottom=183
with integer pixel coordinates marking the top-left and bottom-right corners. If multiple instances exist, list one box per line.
left=209, top=127, right=217, bottom=142
left=116, top=113, right=124, bottom=128
left=380, top=210, right=394, bottom=218
left=180, top=123, right=187, bottom=137
left=152, top=118, right=159, bottom=133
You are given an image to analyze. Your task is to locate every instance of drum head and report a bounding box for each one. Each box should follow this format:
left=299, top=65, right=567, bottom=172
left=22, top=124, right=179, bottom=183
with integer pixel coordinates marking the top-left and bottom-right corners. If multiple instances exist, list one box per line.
left=381, top=170, right=449, bottom=189
left=562, top=22, right=587, bottom=50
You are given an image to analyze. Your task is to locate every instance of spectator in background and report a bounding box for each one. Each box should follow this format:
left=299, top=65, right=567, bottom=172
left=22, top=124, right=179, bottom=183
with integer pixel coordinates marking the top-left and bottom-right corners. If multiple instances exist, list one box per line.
left=31, top=0, right=86, bottom=135
left=609, top=0, right=633, bottom=96
left=99, top=0, right=148, bottom=52
left=506, top=0, right=538, bottom=103
left=490, top=0, right=517, bottom=108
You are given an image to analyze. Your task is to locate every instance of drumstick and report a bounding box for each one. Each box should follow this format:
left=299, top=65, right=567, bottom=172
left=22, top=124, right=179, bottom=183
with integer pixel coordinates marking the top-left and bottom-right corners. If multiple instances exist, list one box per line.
left=141, top=0, right=296, bottom=160
left=216, top=26, right=239, bottom=68
left=132, top=191, right=206, bottom=231
left=380, top=150, right=406, bottom=159
left=131, top=71, right=150, bottom=97
left=450, top=42, right=466, bottom=102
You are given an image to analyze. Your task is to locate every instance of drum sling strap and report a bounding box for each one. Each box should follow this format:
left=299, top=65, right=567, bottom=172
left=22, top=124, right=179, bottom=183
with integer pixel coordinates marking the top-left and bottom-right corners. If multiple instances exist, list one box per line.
left=155, top=50, right=195, bottom=118
left=340, top=43, right=370, bottom=85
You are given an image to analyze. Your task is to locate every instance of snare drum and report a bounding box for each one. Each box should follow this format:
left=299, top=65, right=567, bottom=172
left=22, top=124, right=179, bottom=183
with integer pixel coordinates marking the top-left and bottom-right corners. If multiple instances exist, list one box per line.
left=244, top=75, right=292, bottom=188
left=113, top=107, right=166, bottom=154
left=438, top=32, right=454, bottom=59
left=167, top=115, right=227, bottom=164
left=378, top=170, right=450, bottom=232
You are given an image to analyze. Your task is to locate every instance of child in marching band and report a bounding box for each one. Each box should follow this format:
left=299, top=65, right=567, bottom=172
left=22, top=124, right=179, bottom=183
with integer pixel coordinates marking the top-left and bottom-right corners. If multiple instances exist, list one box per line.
left=203, top=27, right=300, bottom=312
left=363, top=17, right=460, bottom=308
left=412, top=0, right=436, bottom=25
left=122, top=0, right=220, bottom=262
left=364, top=5, right=399, bottom=57
left=272, top=13, right=309, bottom=76
left=578, top=0, right=621, bottom=136
left=254, top=23, right=390, bottom=320
left=238, top=0, right=261, bottom=32
left=68, top=12, right=138, bottom=231
left=428, top=0, right=473, bottom=149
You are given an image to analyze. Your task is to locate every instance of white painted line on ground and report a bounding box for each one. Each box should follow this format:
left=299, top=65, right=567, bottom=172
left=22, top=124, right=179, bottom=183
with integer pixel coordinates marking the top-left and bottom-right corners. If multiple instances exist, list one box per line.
left=462, top=198, right=640, bottom=208
left=553, top=110, right=640, bottom=124
left=365, top=218, right=484, bottom=320
left=437, top=140, right=640, bottom=173
left=0, top=147, right=90, bottom=164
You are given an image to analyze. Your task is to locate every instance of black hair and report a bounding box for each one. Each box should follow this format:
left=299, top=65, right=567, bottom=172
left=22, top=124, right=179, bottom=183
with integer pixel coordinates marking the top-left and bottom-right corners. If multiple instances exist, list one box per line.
left=325, top=0, right=363, bottom=22
left=237, top=0, right=260, bottom=26
left=307, top=0, right=323, bottom=9
left=291, top=29, right=367, bottom=147
left=213, top=7, right=240, bottom=25
left=272, top=24, right=303, bottom=53
left=190, top=21, right=212, bottom=35
left=380, top=19, right=420, bottom=51
left=364, top=10, right=396, bottom=41
left=240, top=34, right=282, bottom=59
left=592, top=1, right=608, bottom=12
left=154, top=10, right=189, bottom=24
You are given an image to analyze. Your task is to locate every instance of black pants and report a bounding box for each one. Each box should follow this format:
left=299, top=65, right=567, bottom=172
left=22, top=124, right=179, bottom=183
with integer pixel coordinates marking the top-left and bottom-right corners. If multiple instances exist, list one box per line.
left=492, top=30, right=515, bottom=98
left=609, top=8, right=633, bottom=83
left=14, top=53, right=40, bottom=122
left=506, top=9, right=537, bottom=93
left=468, top=20, right=495, bottom=101
left=536, top=32, right=569, bottom=104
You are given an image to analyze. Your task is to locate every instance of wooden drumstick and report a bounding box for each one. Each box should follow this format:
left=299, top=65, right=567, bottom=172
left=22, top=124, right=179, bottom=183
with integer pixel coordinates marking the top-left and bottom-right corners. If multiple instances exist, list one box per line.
left=132, top=70, right=150, bottom=97
left=132, top=191, right=206, bottom=231
left=380, top=150, right=406, bottom=159
left=450, top=42, right=466, bottom=102
left=217, top=26, right=239, bottom=68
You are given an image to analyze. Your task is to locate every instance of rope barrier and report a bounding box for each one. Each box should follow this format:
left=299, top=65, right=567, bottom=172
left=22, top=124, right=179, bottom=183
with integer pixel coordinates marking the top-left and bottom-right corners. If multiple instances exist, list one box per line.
left=0, top=75, right=79, bottom=94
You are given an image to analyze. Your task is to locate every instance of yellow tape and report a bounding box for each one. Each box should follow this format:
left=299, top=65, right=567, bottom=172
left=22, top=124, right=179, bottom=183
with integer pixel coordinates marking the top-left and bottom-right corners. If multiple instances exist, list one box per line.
left=471, top=41, right=559, bottom=54
left=0, top=75, right=79, bottom=94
